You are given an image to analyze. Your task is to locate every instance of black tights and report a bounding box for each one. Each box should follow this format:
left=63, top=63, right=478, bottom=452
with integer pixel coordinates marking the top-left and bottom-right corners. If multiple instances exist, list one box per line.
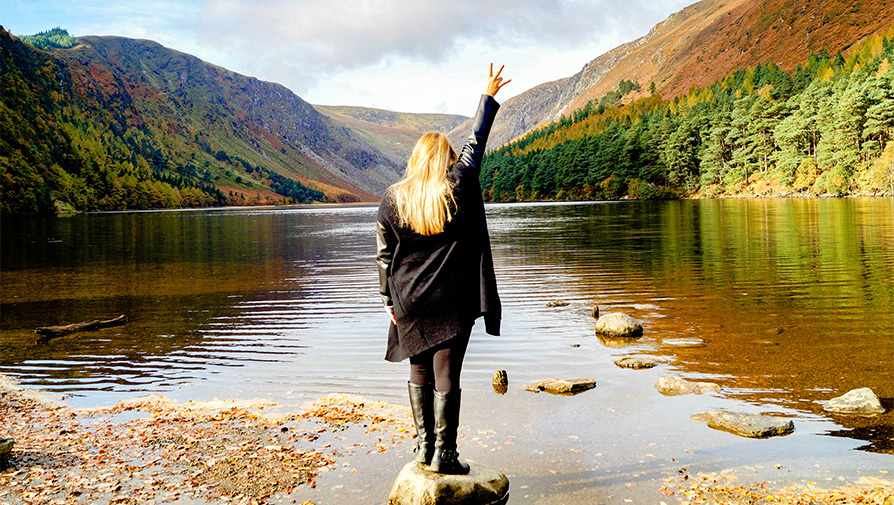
left=409, top=329, right=471, bottom=392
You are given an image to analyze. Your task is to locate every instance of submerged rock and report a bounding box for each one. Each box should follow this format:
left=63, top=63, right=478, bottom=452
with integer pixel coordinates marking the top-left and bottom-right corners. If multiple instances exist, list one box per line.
left=594, top=313, right=643, bottom=337
left=662, top=337, right=706, bottom=348
left=655, top=376, right=720, bottom=396
left=824, top=388, right=884, bottom=415
left=691, top=411, right=795, bottom=438
left=614, top=356, right=670, bottom=369
left=389, top=460, right=509, bottom=505
left=546, top=300, right=569, bottom=308
left=525, top=378, right=596, bottom=395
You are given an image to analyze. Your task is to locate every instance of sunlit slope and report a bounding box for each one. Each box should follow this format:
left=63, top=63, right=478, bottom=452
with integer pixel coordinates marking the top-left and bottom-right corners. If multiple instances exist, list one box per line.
left=0, top=28, right=402, bottom=214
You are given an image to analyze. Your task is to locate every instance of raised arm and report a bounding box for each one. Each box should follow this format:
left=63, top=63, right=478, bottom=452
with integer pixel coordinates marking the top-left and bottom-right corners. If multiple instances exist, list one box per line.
left=456, top=64, right=511, bottom=173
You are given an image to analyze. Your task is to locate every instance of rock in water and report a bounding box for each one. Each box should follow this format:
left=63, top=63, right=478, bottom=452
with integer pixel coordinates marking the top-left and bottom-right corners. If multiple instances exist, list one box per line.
left=492, top=370, right=508, bottom=386
left=655, top=376, right=720, bottom=396
left=824, top=388, right=885, bottom=415
left=524, top=378, right=596, bottom=395
left=691, top=411, right=795, bottom=438
left=594, top=313, right=643, bottom=337
left=389, top=461, right=509, bottom=505
left=614, top=356, right=670, bottom=369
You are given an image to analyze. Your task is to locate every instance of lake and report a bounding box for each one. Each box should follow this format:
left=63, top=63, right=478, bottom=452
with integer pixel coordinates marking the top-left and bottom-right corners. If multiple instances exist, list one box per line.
left=1, top=198, right=892, bottom=503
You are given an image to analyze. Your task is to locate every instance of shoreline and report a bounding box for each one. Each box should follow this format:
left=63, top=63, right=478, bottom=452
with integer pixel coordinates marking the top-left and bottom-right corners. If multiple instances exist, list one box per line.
left=2, top=375, right=891, bottom=505
left=2, top=193, right=891, bottom=219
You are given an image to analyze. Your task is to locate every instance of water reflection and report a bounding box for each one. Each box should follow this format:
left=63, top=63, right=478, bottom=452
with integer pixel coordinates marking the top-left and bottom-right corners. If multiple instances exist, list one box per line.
left=1, top=199, right=892, bottom=454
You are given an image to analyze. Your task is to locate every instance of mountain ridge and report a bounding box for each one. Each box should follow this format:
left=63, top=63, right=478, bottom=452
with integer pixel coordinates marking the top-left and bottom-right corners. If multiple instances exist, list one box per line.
left=0, top=27, right=404, bottom=214
left=457, top=0, right=894, bottom=149
left=314, top=105, right=467, bottom=167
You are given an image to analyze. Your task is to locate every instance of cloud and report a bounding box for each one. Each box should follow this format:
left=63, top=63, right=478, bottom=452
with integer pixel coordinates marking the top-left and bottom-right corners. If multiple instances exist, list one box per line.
left=196, top=0, right=689, bottom=94
left=1, top=0, right=692, bottom=112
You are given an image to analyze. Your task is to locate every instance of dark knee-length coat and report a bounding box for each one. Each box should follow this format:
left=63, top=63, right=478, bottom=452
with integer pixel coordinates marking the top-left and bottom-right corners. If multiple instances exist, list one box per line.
left=376, top=94, right=502, bottom=363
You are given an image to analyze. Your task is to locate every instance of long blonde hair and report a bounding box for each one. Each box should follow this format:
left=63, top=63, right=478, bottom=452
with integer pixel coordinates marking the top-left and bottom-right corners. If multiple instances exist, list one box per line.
left=389, top=132, right=458, bottom=236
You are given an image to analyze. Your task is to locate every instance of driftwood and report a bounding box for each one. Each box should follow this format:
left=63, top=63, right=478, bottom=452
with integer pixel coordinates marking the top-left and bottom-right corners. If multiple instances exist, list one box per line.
left=35, top=315, right=128, bottom=344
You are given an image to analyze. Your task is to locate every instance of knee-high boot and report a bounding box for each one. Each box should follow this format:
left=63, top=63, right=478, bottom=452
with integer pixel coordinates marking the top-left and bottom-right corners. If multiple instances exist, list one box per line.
left=408, top=382, right=435, bottom=465
left=430, top=389, right=470, bottom=475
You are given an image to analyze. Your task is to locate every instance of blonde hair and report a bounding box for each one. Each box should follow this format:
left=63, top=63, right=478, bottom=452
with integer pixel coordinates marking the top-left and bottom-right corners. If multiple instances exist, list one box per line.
left=389, top=132, right=458, bottom=236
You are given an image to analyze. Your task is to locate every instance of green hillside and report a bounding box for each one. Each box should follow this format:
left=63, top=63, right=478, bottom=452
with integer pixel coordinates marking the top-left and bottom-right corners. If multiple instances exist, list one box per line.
left=0, top=28, right=401, bottom=215
left=481, top=29, right=894, bottom=201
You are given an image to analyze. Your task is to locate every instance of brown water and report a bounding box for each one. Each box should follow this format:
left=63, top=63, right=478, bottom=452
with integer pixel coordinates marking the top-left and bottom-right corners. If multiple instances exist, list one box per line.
left=1, top=198, right=892, bottom=503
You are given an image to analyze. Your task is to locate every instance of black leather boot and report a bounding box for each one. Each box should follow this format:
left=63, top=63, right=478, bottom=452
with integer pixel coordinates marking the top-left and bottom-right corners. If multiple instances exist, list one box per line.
left=430, top=389, right=470, bottom=475
left=408, top=382, right=435, bottom=465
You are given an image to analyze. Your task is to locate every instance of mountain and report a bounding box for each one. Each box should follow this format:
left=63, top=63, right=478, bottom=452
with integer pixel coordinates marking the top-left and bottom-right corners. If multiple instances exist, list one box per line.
left=479, top=28, right=894, bottom=201
left=451, top=0, right=894, bottom=149
left=0, top=28, right=402, bottom=214
left=313, top=105, right=467, bottom=167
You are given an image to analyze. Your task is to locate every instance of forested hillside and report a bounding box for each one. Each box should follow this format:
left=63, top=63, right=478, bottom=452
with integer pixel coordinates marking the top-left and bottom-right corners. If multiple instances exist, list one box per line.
left=481, top=29, right=894, bottom=201
left=463, top=0, right=894, bottom=151
left=0, top=28, right=401, bottom=215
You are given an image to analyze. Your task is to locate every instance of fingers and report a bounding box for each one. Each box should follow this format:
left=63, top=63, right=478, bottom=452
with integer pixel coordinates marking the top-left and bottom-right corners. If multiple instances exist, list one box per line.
left=486, top=63, right=510, bottom=96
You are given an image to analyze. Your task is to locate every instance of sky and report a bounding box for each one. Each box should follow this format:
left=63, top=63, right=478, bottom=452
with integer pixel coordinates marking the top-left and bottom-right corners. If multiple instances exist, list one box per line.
left=1, top=0, right=694, bottom=116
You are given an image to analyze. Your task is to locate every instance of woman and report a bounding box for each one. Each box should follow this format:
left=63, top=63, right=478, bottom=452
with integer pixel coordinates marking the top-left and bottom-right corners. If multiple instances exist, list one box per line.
left=376, top=64, right=510, bottom=474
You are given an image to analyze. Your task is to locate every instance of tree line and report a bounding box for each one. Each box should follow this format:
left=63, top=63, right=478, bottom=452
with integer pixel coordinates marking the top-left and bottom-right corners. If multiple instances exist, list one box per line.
left=481, top=29, right=894, bottom=201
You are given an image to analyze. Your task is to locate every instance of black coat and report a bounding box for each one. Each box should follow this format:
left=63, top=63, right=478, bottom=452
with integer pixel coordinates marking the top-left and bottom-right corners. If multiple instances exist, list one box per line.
left=376, top=94, right=502, bottom=362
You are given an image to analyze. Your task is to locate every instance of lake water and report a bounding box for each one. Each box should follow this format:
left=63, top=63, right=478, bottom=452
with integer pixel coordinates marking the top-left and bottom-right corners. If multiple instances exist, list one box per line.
left=1, top=198, right=892, bottom=503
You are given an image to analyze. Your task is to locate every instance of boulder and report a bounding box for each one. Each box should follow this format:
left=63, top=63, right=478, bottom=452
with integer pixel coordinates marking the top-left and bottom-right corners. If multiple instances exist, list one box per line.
left=655, top=376, right=720, bottom=396
left=389, top=461, right=509, bottom=505
left=824, top=388, right=885, bottom=415
left=691, top=411, right=795, bottom=438
left=594, top=313, right=643, bottom=337
left=525, top=378, right=596, bottom=395
left=614, top=356, right=670, bottom=369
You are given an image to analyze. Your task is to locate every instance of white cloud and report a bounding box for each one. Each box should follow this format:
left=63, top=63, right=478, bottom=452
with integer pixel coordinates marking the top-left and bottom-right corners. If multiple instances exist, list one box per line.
left=2, top=0, right=693, bottom=113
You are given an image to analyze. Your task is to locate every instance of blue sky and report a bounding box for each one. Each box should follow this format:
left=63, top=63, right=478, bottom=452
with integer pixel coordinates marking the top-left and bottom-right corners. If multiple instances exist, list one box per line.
left=1, top=0, right=693, bottom=115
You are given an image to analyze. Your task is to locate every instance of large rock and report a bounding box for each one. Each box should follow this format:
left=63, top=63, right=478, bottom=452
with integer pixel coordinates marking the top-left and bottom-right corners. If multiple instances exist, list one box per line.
left=824, top=388, right=885, bottom=415
left=389, top=461, right=509, bottom=505
left=614, top=356, right=670, bottom=369
left=594, top=313, right=643, bottom=337
left=655, top=376, right=720, bottom=396
left=691, top=411, right=795, bottom=438
left=525, top=378, right=596, bottom=395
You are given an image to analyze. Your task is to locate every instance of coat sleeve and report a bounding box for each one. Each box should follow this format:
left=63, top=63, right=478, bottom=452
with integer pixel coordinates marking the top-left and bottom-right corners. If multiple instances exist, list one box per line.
left=455, top=94, right=500, bottom=177
left=376, top=202, right=396, bottom=310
